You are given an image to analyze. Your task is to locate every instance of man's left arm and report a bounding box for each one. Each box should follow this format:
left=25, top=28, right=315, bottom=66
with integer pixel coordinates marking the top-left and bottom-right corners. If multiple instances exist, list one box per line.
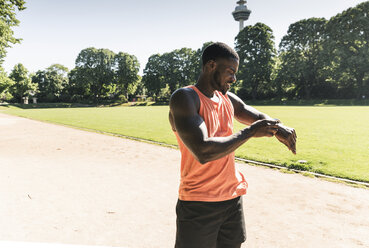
left=227, top=92, right=297, bottom=154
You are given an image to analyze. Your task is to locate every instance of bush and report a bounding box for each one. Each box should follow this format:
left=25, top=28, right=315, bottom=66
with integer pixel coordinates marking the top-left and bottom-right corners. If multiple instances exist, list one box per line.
left=118, top=94, right=128, bottom=103
left=0, top=92, right=14, bottom=102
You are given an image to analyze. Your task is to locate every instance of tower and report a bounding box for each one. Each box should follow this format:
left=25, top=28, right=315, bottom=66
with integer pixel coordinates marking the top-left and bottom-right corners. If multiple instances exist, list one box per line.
left=232, top=0, right=251, bottom=32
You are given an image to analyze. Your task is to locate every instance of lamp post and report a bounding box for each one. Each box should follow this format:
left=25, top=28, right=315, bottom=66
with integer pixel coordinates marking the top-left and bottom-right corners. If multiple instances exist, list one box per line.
left=232, top=0, right=251, bottom=32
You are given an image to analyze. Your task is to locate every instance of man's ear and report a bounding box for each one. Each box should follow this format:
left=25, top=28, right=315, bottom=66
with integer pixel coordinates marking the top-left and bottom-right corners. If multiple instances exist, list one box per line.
left=206, top=60, right=216, bottom=71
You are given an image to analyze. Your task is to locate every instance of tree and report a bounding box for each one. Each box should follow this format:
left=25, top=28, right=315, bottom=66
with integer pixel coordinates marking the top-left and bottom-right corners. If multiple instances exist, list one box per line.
left=0, top=67, right=14, bottom=101
left=142, top=54, right=165, bottom=100
left=0, top=0, right=26, bottom=64
left=142, top=48, right=199, bottom=101
left=177, top=47, right=200, bottom=88
left=114, top=52, right=140, bottom=99
left=69, top=47, right=141, bottom=103
left=324, top=1, right=369, bottom=98
left=9, top=63, right=37, bottom=102
left=132, top=74, right=144, bottom=96
left=162, top=48, right=198, bottom=95
left=142, top=43, right=217, bottom=102
left=235, top=22, right=276, bottom=100
left=67, top=67, right=90, bottom=102
left=278, top=18, right=327, bottom=99
left=32, top=64, right=69, bottom=102
left=73, top=47, right=115, bottom=101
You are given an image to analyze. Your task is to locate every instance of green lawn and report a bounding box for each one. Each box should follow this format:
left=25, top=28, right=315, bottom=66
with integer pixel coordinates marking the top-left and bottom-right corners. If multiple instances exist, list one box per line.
left=1, top=104, right=368, bottom=182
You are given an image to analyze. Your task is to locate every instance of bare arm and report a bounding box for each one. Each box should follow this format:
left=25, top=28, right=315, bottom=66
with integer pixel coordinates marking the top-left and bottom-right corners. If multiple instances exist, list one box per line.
left=227, top=92, right=297, bottom=154
left=227, top=92, right=272, bottom=125
left=169, top=88, right=279, bottom=164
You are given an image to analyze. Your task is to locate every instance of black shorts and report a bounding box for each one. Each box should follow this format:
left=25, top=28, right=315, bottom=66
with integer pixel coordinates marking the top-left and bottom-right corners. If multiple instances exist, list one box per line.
left=175, top=196, right=246, bottom=248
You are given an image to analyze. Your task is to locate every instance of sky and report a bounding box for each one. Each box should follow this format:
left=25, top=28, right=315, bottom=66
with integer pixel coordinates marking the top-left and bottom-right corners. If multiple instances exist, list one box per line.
left=2, top=0, right=367, bottom=75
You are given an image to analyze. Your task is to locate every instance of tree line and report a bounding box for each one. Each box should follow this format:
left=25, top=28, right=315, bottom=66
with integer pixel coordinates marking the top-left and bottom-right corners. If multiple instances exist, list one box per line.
left=143, top=1, right=368, bottom=101
left=1, top=48, right=141, bottom=103
left=0, top=1, right=368, bottom=103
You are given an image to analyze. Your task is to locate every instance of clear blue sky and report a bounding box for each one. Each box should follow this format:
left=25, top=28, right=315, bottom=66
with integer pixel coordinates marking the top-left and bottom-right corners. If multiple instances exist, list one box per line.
left=3, top=0, right=367, bottom=74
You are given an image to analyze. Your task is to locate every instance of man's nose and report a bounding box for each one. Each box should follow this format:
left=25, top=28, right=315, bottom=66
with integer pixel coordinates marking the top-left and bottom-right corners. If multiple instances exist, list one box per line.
left=231, top=74, right=236, bottom=83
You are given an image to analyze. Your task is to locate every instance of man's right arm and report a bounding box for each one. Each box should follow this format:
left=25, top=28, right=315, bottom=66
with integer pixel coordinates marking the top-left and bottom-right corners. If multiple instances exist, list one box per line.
left=169, top=88, right=279, bottom=164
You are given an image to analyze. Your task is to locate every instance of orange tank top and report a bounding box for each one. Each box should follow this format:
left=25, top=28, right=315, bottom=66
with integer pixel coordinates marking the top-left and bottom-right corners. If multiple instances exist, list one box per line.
left=174, top=85, right=248, bottom=202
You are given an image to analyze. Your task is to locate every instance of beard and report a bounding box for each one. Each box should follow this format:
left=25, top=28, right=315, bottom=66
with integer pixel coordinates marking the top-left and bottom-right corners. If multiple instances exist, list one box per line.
left=212, top=70, right=228, bottom=95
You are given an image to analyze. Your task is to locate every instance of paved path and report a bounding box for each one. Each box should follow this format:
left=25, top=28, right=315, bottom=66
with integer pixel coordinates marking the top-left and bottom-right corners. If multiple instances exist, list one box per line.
left=0, top=113, right=368, bottom=248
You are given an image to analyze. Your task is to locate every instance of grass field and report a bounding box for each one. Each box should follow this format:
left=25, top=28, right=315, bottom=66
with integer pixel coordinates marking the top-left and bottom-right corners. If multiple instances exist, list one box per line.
left=1, top=104, right=368, bottom=182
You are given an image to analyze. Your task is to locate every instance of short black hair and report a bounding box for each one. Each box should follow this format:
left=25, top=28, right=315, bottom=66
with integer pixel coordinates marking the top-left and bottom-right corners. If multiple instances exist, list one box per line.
left=202, top=42, right=239, bottom=66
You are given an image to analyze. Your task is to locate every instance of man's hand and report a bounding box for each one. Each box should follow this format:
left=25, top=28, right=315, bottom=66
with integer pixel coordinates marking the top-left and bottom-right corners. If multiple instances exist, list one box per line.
left=249, top=119, right=280, bottom=138
left=275, top=124, right=297, bottom=154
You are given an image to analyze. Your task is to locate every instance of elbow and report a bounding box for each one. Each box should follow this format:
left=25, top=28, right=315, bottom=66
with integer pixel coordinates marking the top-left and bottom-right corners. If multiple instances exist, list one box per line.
left=189, top=142, right=214, bottom=164
left=194, top=150, right=211, bottom=164
left=197, top=157, right=208, bottom=165
left=197, top=157, right=209, bottom=165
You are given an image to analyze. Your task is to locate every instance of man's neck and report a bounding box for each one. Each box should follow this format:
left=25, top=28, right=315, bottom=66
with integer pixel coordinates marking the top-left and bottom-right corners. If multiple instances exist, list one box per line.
left=195, top=75, right=215, bottom=98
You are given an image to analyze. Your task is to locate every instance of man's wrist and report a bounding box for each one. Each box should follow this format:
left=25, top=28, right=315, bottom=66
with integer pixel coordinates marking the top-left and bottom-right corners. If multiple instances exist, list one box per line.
left=241, top=126, right=255, bottom=139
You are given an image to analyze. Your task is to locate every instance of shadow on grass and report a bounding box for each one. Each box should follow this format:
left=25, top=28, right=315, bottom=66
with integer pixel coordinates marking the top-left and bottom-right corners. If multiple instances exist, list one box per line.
left=246, top=99, right=369, bottom=106
left=3, top=98, right=369, bottom=109
left=127, top=101, right=168, bottom=107
left=0, top=103, right=10, bottom=108
left=4, top=101, right=169, bottom=109
left=151, top=101, right=169, bottom=106
left=7, top=103, right=98, bottom=109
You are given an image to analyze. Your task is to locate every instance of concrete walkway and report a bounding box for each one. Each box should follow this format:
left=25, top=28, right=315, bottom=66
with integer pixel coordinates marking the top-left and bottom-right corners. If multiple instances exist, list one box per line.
left=1, top=113, right=368, bottom=248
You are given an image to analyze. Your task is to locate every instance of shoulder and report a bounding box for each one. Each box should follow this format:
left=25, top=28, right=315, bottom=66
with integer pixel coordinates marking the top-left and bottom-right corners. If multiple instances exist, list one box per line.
left=226, top=91, right=248, bottom=113
left=170, top=87, right=200, bottom=114
left=226, top=91, right=239, bottom=100
left=226, top=91, right=243, bottom=106
left=171, top=87, right=197, bottom=99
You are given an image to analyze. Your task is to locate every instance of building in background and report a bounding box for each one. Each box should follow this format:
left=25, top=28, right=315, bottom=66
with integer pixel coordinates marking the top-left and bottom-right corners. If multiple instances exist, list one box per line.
left=232, top=0, right=251, bottom=31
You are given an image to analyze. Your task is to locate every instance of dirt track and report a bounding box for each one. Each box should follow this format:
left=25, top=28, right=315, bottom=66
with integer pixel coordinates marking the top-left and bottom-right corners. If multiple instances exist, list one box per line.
left=1, top=112, right=369, bottom=248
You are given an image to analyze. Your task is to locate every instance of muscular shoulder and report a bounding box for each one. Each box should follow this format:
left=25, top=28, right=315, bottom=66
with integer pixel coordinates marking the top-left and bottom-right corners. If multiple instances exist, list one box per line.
left=226, top=91, right=240, bottom=102
left=169, top=87, right=200, bottom=115
left=226, top=91, right=243, bottom=107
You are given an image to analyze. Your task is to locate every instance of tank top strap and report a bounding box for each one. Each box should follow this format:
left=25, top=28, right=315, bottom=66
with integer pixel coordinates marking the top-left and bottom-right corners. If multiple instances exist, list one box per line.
left=186, top=85, right=222, bottom=104
left=186, top=85, right=205, bottom=100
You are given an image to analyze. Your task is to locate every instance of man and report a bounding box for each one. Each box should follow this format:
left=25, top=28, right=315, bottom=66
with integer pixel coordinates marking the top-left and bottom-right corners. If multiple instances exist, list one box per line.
left=169, top=42, right=297, bottom=248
